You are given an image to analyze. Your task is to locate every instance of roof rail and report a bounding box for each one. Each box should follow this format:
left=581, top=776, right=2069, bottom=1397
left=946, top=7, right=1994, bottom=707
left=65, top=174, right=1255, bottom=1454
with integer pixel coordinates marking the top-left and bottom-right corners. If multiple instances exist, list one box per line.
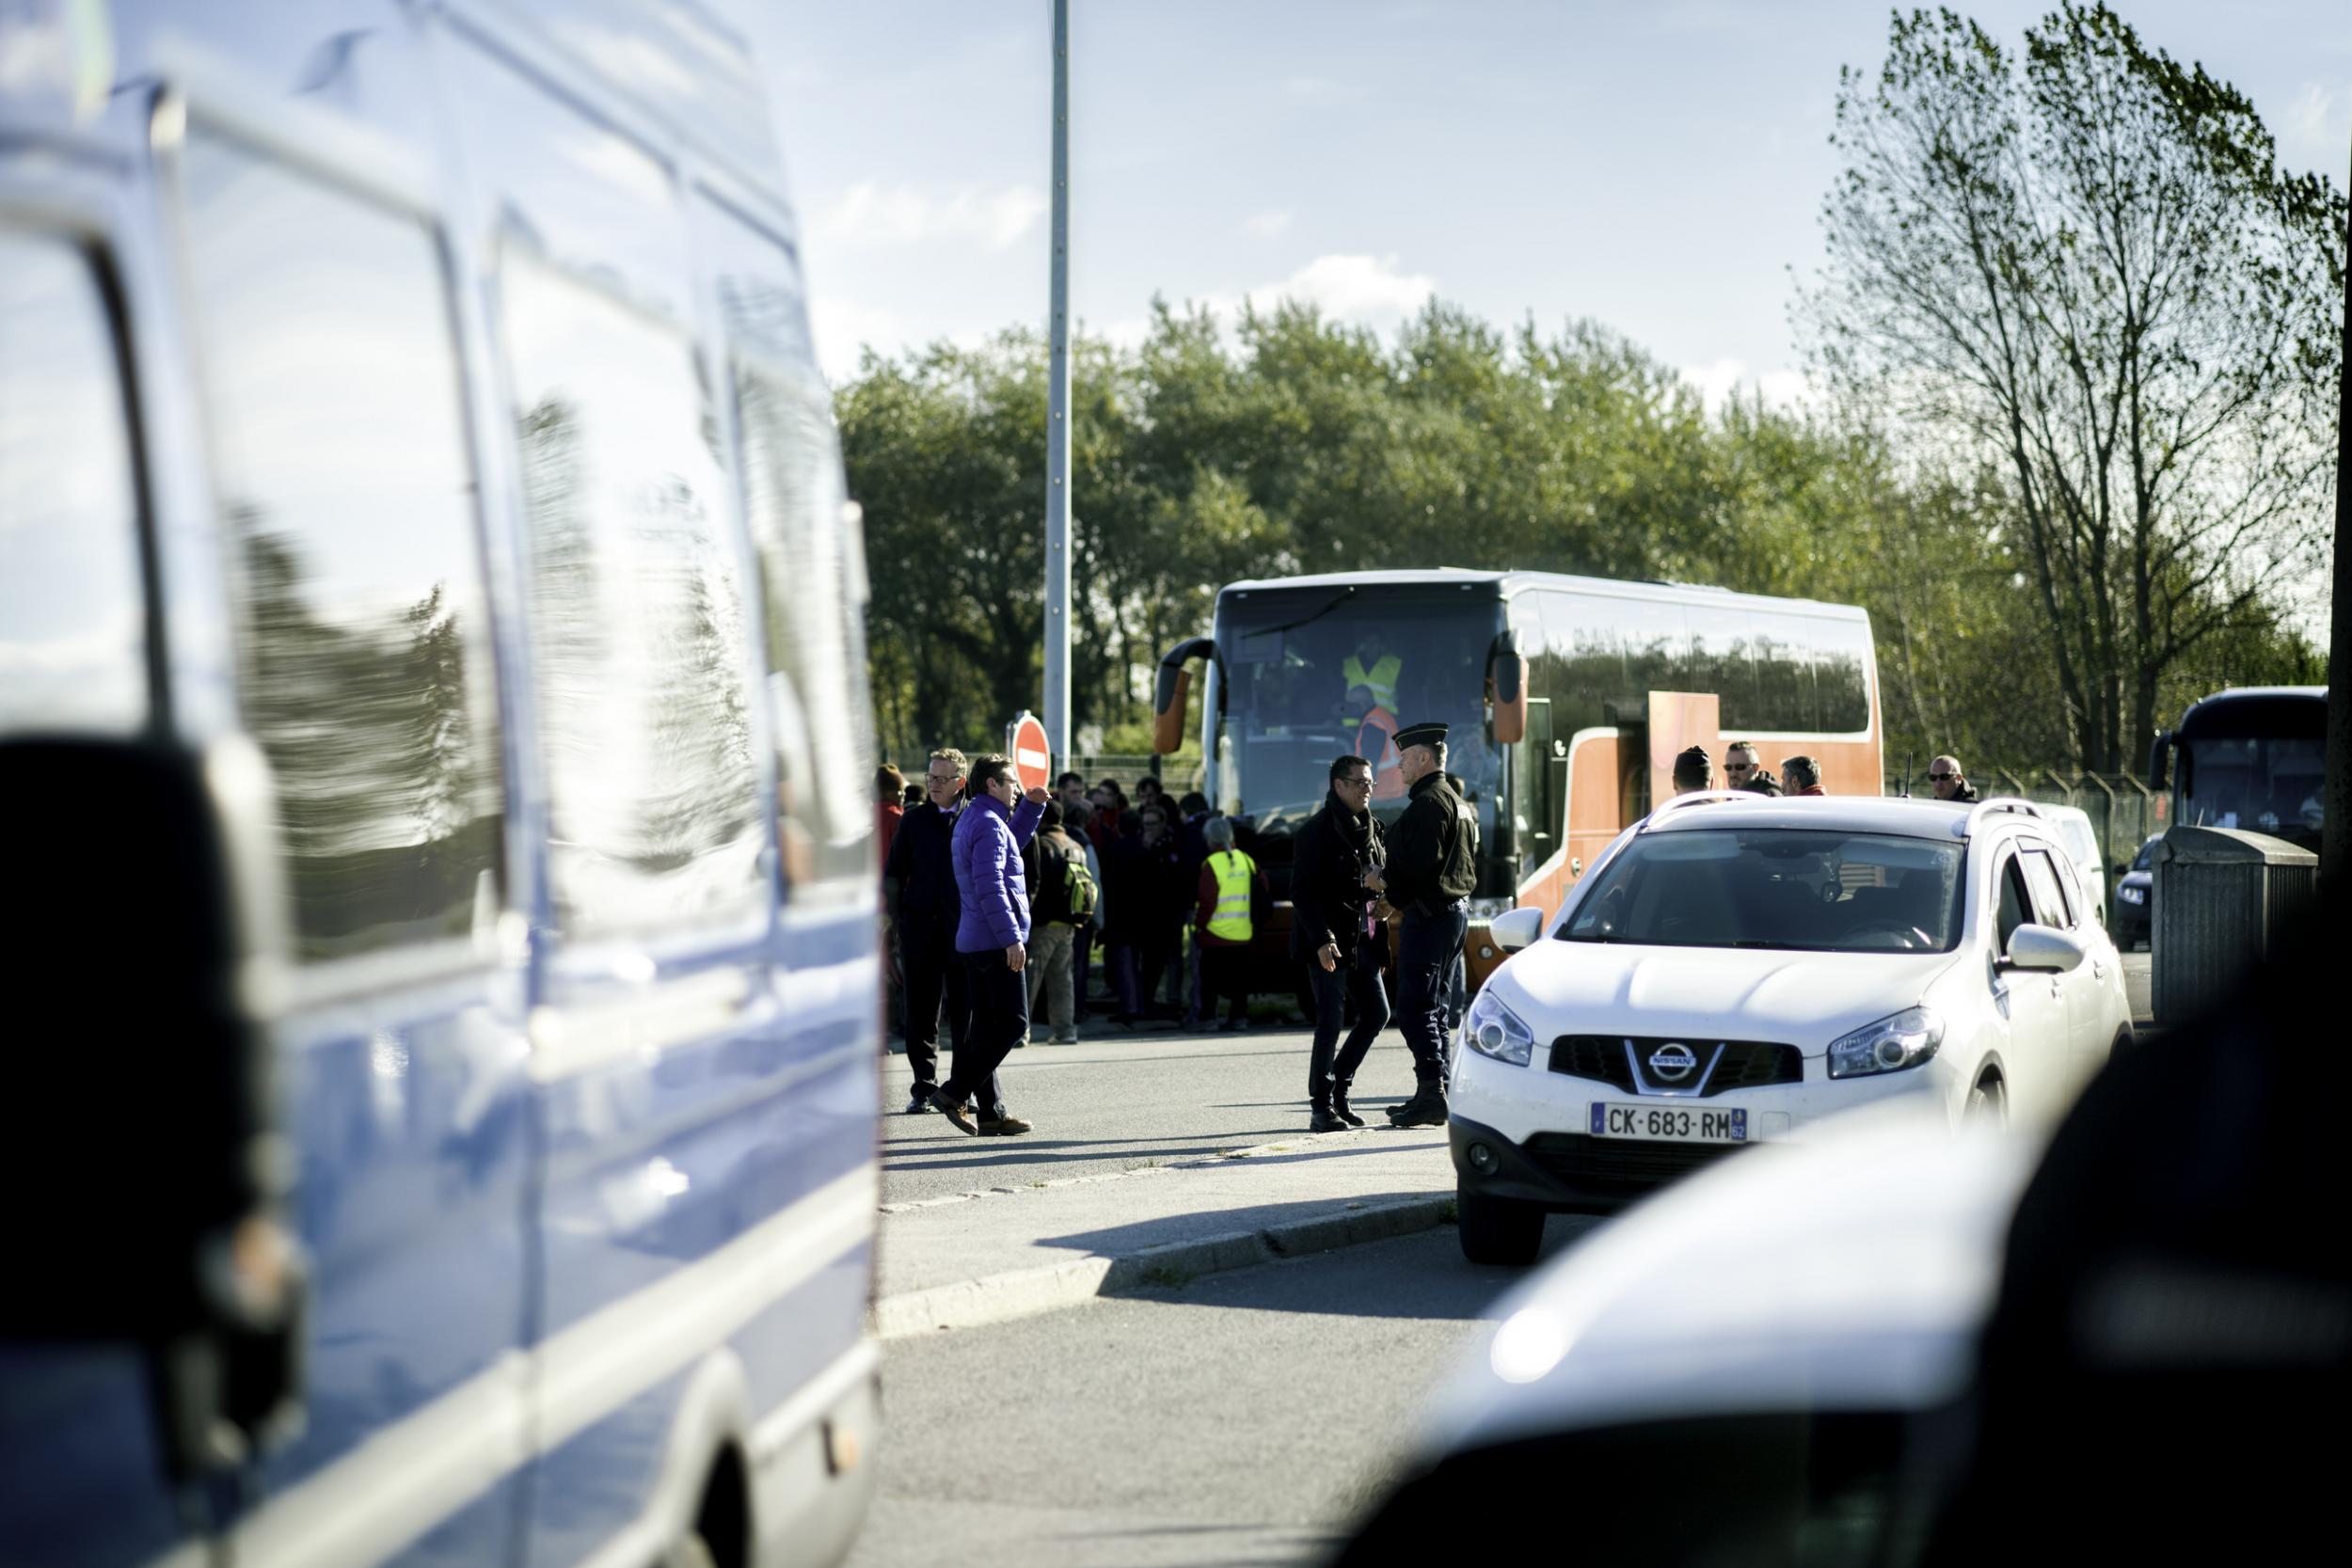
left=1959, top=797, right=2044, bottom=838
left=1638, top=790, right=1767, bottom=832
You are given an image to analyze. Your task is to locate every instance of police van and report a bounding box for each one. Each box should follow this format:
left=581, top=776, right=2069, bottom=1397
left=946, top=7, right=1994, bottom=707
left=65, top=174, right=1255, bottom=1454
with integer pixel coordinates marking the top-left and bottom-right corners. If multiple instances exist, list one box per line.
left=0, top=4, right=882, bottom=1566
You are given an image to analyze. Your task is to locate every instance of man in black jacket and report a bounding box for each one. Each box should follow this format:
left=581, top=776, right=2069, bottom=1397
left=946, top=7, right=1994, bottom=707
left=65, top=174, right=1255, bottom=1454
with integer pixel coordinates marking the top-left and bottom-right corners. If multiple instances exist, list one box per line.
left=1292, top=754, right=1391, bottom=1132
left=883, top=748, right=993, bottom=1114
left=1365, top=722, right=1477, bottom=1128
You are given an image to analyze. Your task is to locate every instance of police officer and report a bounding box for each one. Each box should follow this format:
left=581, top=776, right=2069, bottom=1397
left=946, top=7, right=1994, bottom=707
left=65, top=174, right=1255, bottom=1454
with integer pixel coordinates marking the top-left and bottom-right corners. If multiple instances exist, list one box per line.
left=1292, top=754, right=1390, bottom=1132
left=1363, top=721, right=1476, bottom=1128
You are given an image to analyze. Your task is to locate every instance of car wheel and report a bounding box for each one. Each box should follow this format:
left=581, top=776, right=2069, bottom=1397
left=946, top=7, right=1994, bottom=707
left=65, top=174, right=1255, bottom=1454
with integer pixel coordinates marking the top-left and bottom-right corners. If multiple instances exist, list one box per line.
left=1963, top=1075, right=2006, bottom=1128
left=1457, top=1180, right=1544, bottom=1265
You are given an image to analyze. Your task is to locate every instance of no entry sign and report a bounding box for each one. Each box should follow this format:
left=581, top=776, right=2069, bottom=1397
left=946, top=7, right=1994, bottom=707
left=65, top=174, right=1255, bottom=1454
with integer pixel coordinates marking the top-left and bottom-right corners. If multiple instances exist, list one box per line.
left=1007, top=712, right=1052, bottom=793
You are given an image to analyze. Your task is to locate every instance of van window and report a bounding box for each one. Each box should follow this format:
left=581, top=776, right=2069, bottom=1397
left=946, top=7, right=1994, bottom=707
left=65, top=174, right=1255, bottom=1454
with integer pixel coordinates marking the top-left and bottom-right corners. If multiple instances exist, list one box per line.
left=1995, top=853, right=2033, bottom=951
left=0, top=233, right=145, bottom=735
left=501, top=250, right=765, bottom=935
left=699, top=196, right=875, bottom=895
left=181, top=131, right=505, bottom=962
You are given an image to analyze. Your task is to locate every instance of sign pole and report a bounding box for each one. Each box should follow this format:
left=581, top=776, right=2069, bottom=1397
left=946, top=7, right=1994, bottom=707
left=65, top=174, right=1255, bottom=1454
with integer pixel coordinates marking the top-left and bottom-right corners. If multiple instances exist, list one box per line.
left=1041, top=0, right=1073, bottom=780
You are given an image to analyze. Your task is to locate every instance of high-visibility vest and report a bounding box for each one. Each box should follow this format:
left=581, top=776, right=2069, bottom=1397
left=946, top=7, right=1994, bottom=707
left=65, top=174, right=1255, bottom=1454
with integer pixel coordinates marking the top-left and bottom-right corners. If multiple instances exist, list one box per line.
left=1355, top=706, right=1405, bottom=800
left=1208, top=848, right=1256, bottom=942
left=1342, top=653, right=1401, bottom=715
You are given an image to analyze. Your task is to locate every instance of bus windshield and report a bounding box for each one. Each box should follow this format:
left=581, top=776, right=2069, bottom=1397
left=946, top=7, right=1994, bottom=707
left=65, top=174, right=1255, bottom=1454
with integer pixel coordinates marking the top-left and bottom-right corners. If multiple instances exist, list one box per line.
left=1214, top=588, right=1503, bottom=834
left=2181, top=735, right=2325, bottom=848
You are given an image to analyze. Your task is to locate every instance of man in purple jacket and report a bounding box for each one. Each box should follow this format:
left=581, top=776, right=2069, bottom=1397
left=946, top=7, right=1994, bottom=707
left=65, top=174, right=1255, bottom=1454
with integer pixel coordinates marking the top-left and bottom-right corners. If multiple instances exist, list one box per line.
left=932, top=752, right=1049, bottom=1134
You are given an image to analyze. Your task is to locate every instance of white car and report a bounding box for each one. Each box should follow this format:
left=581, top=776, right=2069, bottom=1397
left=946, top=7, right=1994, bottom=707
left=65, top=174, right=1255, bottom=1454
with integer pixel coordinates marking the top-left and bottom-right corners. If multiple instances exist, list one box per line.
left=1449, top=794, right=2130, bottom=1263
left=1332, top=1104, right=2036, bottom=1563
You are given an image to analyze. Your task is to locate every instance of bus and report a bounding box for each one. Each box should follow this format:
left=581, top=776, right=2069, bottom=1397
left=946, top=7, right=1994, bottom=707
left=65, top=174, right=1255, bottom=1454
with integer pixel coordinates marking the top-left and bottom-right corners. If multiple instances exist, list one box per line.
left=1152, top=569, right=1882, bottom=990
left=2148, top=687, right=2328, bottom=852
left=1, top=6, right=881, bottom=1567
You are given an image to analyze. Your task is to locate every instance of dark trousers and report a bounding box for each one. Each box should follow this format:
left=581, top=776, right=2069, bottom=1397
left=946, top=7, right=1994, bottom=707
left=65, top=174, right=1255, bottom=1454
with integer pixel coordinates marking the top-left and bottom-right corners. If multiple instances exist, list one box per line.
left=942, top=950, right=1027, bottom=1117
left=1140, top=928, right=1182, bottom=1015
left=902, top=920, right=1002, bottom=1110
left=1200, top=942, right=1250, bottom=1023
left=1072, top=924, right=1095, bottom=1005
left=1308, top=946, right=1390, bottom=1109
left=1395, top=900, right=1469, bottom=1088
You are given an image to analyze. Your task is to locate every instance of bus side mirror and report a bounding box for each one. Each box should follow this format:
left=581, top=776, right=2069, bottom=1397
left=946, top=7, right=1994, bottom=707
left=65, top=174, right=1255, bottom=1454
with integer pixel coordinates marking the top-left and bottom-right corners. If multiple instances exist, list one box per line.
left=1153, top=637, right=1216, bottom=755
left=0, top=736, right=306, bottom=1478
left=1489, top=635, right=1528, bottom=745
left=2147, top=732, right=2170, bottom=790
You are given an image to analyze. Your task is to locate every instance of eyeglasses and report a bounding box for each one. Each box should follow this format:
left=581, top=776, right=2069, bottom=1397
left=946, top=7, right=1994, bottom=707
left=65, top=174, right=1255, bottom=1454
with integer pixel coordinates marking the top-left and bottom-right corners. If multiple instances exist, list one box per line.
left=1724, top=762, right=1754, bottom=774
left=1928, top=772, right=1958, bottom=783
left=1336, top=775, right=1373, bottom=789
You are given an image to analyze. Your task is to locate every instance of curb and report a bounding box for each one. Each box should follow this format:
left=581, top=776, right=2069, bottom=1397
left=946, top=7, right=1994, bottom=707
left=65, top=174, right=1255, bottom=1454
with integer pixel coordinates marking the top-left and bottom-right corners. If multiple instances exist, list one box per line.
left=869, top=1193, right=1456, bottom=1340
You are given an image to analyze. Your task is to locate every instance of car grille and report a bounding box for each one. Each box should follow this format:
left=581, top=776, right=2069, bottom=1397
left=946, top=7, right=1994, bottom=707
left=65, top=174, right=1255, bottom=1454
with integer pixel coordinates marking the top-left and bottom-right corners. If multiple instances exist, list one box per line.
left=1521, top=1132, right=1745, bottom=1195
left=1547, top=1036, right=1636, bottom=1091
left=1549, top=1036, right=1803, bottom=1097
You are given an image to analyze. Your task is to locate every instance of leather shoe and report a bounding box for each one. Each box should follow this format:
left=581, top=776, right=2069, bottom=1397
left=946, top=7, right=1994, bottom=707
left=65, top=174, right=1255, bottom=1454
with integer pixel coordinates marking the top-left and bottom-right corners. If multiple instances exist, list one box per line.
left=1389, top=1091, right=1449, bottom=1129
left=1329, top=1095, right=1366, bottom=1129
left=930, top=1087, right=978, bottom=1134
left=1308, top=1108, right=1349, bottom=1133
left=906, top=1089, right=937, bottom=1115
left=977, top=1115, right=1033, bottom=1136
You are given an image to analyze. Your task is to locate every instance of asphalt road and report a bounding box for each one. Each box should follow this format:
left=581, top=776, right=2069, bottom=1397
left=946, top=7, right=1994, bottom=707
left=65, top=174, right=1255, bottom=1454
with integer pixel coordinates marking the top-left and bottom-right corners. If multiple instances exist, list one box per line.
left=882, top=1022, right=1437, bottom=1208
left=846, top=1220, right=1596, bottom=1568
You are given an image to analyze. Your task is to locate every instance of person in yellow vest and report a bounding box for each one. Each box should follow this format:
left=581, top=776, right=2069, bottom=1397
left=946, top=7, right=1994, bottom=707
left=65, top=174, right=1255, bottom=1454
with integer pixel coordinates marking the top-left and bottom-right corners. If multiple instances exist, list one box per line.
left=1192, top=815, right=1270, bottom=1032
left=1348, top=687, right=1406, bottom=800
left=1341, top=631, right=1402, bottom=717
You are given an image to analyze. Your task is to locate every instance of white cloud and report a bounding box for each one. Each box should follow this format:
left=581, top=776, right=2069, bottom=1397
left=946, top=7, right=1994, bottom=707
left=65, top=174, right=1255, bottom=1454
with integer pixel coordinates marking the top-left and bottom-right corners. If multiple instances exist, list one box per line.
left=814, top=182, right=1047, bottom=252
left=807, top=296, right=909, bottom=383
left=1247, top=252, right=1438, bottom=324
left=1241, top=209, right=1293, bottom=239
left=2282, top=82, right=2347, bottom=159
left=1681, top=357, right=1811, bottom=413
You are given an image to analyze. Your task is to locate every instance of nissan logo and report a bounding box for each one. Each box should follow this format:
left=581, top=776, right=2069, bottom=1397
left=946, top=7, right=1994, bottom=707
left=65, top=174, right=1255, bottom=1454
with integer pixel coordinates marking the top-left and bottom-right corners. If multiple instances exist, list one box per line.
left=1647, top=1042, right=1697, bottom=1083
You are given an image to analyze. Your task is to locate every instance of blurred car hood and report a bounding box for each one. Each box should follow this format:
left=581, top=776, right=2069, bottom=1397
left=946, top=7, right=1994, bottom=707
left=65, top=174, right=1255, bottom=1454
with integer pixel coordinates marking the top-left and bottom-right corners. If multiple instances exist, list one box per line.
left=1421, top=1104, right=2039, bottom=1458
left=1500, top=942, right=1959, bottom=1055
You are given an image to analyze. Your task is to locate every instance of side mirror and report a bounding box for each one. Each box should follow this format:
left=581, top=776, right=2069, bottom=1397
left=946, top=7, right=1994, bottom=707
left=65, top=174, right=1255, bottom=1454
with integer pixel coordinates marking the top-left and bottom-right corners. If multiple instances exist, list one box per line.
left=1152, top=636, right=1216, bottom=755
left=0, top=736, right=304, bottom=1476
left=1488, top=906, right=1546, bottom=952
left=2147, top=731, right=2171, bottom=791
left=1999, top=922, right=2087, bottom=974
left=1488, top=632, right=1528, bottom=745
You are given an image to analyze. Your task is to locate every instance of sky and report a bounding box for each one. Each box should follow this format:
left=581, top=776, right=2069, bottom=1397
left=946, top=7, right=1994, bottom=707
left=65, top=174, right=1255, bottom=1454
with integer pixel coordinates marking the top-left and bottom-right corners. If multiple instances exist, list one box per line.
left=743, top=1, right=2352, bottom=404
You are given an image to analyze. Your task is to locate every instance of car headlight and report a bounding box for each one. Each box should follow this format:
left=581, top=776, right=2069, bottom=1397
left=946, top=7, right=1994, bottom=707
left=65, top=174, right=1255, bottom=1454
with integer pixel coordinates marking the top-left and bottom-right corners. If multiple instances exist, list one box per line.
left=1467, top=896, right=1516, bottom=922
left=1826, top=1006, right=1944, bottom=1079
left=1464, top=989, right=1536, bottom=1067
left=2118, top=885, right=2145, bottom=904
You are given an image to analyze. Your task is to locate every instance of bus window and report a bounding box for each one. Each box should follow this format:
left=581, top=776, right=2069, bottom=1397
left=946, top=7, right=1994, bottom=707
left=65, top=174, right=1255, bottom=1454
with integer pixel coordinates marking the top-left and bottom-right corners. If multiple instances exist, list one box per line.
left=501, top=248, right=766, bottom=937
left=1816, top=616, right=1872, bottom=731
left=0, top=233, right=145, bottom=736
left=1690, top=616, right=1758, bottom=729
left=1617, top=596, right=1693, bottom=702
left=699, top=194, right=876, bottom=897
left=182, top=131, right=506, bottom=963
left=1743, top=609, right=1820, bottom=730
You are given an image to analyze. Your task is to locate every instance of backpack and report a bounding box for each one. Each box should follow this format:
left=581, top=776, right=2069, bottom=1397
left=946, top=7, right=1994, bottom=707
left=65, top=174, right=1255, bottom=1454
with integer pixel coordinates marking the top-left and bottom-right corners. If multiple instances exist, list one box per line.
left=1036, top=838, right=1096, bottom=926
left=1059, top=848, right=1099, bottom=926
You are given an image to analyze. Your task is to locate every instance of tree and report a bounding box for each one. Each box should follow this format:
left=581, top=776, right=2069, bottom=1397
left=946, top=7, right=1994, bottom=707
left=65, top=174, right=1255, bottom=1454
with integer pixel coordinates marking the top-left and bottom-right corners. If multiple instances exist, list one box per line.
left=1802, top=2, right=2344, bottom=770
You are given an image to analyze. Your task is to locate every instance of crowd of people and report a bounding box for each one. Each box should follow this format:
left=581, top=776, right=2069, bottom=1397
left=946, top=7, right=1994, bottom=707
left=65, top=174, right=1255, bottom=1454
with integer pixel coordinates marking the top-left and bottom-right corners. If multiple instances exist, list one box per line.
left=1669, top=742, right=1979, bottom=802
left=874, top=722, right=1481, bottom=1138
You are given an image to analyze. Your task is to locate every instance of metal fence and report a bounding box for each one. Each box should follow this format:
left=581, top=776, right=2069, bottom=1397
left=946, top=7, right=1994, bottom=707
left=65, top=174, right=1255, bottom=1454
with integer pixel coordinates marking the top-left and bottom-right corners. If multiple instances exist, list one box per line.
left=1883, top=768, right=2166, bottom=882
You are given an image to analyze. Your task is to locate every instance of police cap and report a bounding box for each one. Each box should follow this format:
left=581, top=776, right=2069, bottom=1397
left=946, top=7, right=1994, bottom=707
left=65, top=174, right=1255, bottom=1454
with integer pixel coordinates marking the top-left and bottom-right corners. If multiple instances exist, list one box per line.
left=1393, top=721, right=1449, bottom=752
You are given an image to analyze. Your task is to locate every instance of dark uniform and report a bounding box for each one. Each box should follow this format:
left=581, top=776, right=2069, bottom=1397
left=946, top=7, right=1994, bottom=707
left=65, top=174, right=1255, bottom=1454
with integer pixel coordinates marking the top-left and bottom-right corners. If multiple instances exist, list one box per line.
left=1291, top=786, right=1391, bottom=1127
left=1382, top=727, right=1477, bottom=1126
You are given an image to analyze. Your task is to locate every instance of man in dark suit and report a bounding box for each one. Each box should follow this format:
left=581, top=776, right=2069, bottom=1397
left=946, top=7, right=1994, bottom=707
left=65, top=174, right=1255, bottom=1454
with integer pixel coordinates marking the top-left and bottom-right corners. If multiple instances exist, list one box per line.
left=1292, top=754, right=1391, bottom=1132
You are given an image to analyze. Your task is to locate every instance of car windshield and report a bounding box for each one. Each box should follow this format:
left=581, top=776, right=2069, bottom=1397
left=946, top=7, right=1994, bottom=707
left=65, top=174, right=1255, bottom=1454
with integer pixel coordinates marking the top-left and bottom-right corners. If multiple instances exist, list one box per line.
left=2131, top=838, right=2158, bottom=872
left=1558, top=828, right=1968, bottom=952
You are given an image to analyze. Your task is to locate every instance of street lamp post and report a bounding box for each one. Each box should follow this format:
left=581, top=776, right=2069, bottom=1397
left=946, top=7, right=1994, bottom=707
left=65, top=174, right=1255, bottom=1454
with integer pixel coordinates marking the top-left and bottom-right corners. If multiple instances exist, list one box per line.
left=1042, top=0, right=1073, bottom=776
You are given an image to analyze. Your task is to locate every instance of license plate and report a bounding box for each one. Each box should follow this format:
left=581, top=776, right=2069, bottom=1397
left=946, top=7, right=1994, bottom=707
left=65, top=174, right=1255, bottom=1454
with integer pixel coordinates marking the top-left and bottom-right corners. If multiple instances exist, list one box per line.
left=1588, top=1102, right=1748, bottom=1144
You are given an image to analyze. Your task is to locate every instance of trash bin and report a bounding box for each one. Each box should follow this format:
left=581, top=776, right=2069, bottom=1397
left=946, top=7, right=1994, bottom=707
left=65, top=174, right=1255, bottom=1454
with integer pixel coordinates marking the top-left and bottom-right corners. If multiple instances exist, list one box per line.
left=2150, top=825, right=2318, bottom=1025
